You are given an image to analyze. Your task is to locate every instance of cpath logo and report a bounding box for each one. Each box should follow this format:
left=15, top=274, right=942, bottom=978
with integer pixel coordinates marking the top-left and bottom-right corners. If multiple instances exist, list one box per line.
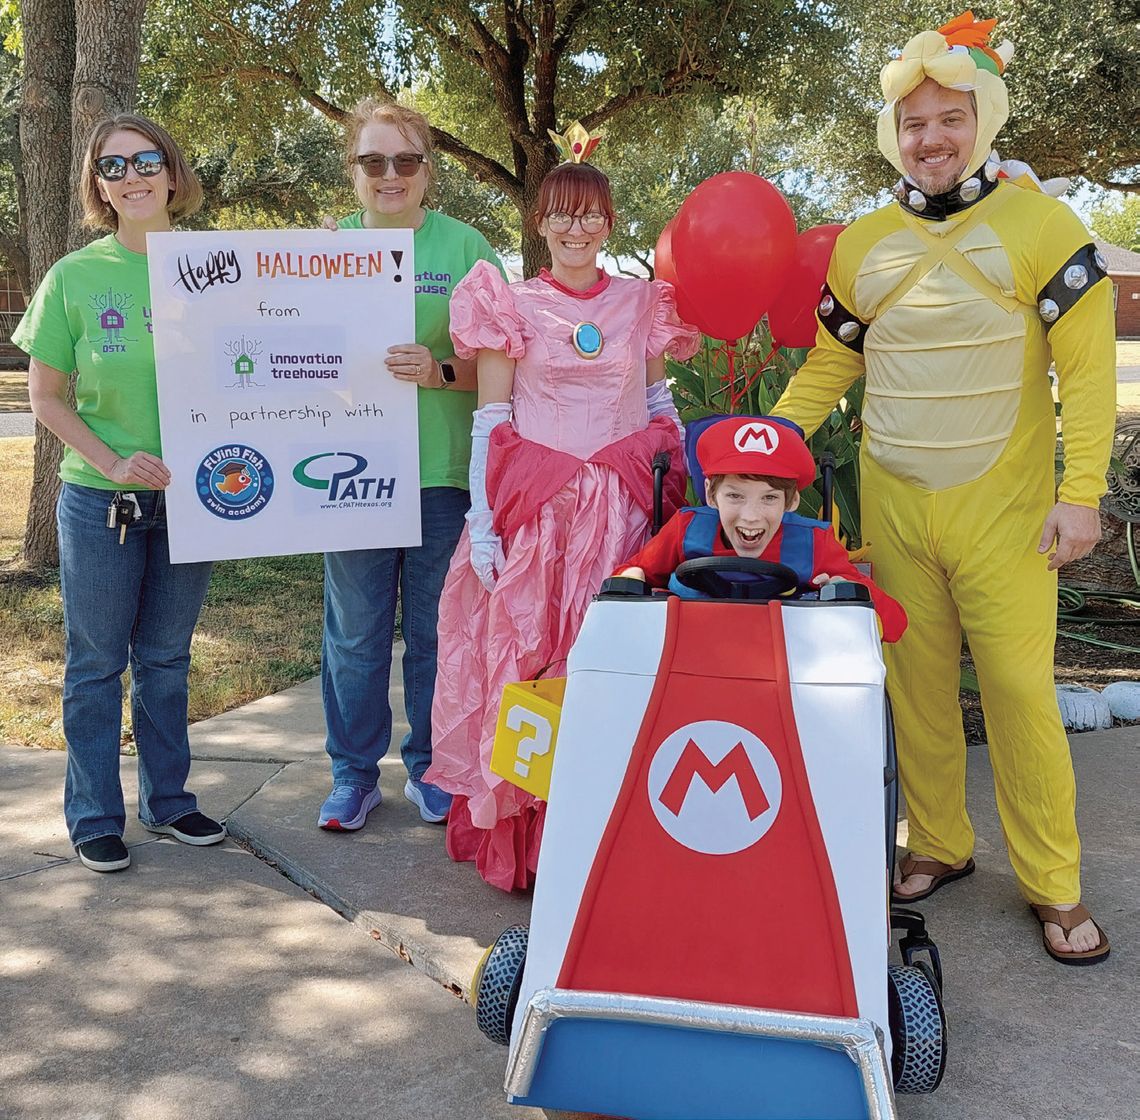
left=733, top=421, right=779, bottom=456
left=293, top=451, right=396, bottom=505
left=647, top=720, right=782, bottom=854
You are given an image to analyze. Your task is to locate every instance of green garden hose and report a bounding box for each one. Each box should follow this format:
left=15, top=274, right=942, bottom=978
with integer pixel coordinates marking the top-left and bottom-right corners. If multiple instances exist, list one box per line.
left=1057, top=565, right=1140, bottom=655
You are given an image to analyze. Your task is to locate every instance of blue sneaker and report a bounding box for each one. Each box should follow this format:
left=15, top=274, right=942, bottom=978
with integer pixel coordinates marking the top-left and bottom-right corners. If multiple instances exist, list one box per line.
left=403, top=777, right=452, bottom=823
left=318, top=785, right=381, bottom=831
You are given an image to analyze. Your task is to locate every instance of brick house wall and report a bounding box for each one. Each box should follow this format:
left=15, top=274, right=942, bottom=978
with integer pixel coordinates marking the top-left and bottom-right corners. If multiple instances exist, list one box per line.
left=0, top=269, right=27, bottom=365
left=1096, top=241, right=1140, bottom=340
left=1112, top=273, right=1140, bottom=339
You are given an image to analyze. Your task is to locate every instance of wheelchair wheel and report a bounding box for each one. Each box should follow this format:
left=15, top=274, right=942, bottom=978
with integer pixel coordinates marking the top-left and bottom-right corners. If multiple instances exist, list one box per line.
left=887, top=961, right=947, bottom=1093
left=473, top=924, right=529, bottom=1045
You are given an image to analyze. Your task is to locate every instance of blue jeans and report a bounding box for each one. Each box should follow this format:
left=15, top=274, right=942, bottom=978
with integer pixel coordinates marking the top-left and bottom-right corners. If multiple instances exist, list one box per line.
left=322, top=486, right=469, bottom=788
left=57, top=483, right=213, bottom=846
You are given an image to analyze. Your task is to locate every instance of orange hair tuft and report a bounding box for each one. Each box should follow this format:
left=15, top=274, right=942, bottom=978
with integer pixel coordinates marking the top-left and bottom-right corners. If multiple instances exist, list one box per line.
left=934, top=11, right=998, bottom=48
left=938, top=10, right=999, bottom=49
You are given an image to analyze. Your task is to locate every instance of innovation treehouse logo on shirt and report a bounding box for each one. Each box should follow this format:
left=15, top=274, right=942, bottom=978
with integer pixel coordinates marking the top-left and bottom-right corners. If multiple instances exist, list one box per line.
left=90, top=288, right=137, bottom=352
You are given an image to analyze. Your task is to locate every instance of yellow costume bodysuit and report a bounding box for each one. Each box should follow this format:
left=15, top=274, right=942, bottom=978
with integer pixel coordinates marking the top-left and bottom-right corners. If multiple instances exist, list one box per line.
left=773, top=15, right=1116, bottom=904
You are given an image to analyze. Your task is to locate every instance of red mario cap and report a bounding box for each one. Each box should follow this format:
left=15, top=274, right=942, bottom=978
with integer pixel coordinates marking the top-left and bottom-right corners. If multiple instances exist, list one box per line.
left=696, top=417, right=816, bottom=490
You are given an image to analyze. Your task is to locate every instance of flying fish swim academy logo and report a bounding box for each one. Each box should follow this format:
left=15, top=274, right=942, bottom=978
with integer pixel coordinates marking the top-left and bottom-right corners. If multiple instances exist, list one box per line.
left=196, top=445, right=274, bottom=520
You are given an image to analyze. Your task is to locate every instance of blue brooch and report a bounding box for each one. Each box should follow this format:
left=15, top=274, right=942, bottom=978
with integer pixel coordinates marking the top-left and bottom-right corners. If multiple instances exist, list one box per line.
left=572, top=321, right=604, bottom=360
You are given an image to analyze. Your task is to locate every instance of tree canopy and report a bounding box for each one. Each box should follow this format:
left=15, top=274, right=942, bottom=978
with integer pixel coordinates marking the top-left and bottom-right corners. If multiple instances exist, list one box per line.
left=2, top=0, right=1136, bottom=276
left=2, top=0, right=1136, bottom=572
left=140, top=0, right=848, bottom=270
left=775, top=0, right=1138, bottom=215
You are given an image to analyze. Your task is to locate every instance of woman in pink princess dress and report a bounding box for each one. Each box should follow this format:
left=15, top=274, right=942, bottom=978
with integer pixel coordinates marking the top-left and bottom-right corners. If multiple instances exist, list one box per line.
left=426, top=156, right=700, bottom=891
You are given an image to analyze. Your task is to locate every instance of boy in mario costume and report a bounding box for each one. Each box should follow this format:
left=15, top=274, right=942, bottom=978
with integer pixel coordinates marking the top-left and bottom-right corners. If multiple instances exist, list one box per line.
left=616, top=416, right=907, bottom=643
left=772, top=12, right=1114, bottom=962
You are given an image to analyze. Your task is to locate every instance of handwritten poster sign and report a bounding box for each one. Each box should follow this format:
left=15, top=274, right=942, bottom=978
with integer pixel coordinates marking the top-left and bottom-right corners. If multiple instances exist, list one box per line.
left=148, top=229, right=418, bottom=563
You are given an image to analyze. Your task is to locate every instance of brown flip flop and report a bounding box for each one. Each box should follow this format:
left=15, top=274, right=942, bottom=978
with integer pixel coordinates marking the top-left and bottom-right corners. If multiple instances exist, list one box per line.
left=892, top=854, right=976, bottom=902
left=1031, top=903, right=1110, bottom=966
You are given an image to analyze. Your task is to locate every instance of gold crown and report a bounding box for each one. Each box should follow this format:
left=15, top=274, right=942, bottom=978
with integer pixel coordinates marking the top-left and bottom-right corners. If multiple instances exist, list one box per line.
left=547, top=121, right=603, bottom=164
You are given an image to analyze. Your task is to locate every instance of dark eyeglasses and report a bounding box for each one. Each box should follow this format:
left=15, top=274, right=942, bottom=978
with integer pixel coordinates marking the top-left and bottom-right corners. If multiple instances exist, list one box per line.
left=93, top=150, right=166, bottom=181
left=354, top=152, right=427, bottom=178
left=545, top=211, right=608, bottom=234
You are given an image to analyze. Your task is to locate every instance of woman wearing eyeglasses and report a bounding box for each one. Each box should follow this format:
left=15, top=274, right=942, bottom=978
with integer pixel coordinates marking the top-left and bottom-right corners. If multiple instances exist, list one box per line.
left=426, top=150, right=700, bottom=891
left=316, top=99, right=506, bottom=834
left=13, top=114, right=224, bottom=873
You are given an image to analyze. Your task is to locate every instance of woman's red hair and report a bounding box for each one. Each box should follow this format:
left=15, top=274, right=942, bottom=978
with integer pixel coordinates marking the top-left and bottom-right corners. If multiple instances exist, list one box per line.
left=532, top=163, right=616, bottom=229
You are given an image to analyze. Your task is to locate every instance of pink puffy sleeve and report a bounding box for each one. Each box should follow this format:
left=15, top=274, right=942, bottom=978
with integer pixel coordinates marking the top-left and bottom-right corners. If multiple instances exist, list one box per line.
left=646, top=279, right=701, bottom=361
left=448, top=260, right=527, bottom=360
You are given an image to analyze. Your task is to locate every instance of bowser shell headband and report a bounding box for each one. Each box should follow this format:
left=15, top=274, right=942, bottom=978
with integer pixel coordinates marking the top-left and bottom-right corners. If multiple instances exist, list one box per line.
left=877, top=11, right=1013, bottom=185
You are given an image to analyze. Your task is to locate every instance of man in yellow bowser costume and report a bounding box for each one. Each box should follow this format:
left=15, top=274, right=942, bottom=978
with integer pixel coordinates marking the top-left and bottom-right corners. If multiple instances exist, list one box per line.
left=773, top=11, right=1114, bottom=964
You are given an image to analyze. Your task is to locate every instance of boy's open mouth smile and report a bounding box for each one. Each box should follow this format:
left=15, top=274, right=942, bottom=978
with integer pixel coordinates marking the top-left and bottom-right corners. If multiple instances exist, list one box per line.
left=736, top=527, right=765, bottom=546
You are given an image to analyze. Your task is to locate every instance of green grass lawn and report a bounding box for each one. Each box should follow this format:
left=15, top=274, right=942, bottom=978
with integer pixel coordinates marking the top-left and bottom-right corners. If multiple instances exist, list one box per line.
left=0, top=437, right=326, bottom=749
left=0, top=553, right=326, bottom=750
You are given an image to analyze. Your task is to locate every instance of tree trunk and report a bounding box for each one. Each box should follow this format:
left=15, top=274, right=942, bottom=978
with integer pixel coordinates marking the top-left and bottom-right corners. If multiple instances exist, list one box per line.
left=20, top=0, right=73, bottom=287
left=521, top=224, right=550, bottom=279
left=68, top=0, right=148, bottom=248
left=519, top=151, right=557, bottom=278
left=19, top=0, right=149, bottom=571
left=19, top=0, right=76, bottom=571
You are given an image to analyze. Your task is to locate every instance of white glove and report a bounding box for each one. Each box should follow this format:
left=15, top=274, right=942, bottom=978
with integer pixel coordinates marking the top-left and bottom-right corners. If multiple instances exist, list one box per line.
left=646, top=378, right=684, bottom=454
left=467, top=402, right=512, bottom=592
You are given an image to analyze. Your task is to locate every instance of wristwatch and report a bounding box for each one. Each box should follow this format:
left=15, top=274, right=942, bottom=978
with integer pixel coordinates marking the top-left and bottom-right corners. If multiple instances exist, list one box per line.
left=439, top=361, right=457, bottom=385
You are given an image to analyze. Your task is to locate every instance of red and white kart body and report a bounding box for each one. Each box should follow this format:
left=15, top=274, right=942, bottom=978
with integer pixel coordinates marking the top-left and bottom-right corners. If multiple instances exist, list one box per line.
left=476, top=588, right=945, bottom=1120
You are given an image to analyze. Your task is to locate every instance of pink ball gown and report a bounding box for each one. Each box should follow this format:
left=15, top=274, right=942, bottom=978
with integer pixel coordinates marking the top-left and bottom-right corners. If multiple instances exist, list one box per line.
left=426, top=260, right=700, bottom=891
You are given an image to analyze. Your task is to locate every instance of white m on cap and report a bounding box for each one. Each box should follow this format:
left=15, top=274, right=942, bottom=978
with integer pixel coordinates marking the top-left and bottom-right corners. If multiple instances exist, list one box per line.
left=733, top=421, right=780, bottom=455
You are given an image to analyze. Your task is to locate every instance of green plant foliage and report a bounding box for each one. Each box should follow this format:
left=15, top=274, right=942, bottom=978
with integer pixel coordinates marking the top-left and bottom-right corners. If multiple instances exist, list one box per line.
left=432, top=154, right=519, bottom=257
left=1089, top=194, right=1140, bottom=251
left=184, top=114, right=353, bottom=230
left=602, top=99, right=838, bottom=276
left=0, top=1, right=19, bottom=56
left=0, top=45, right=20, bottom=276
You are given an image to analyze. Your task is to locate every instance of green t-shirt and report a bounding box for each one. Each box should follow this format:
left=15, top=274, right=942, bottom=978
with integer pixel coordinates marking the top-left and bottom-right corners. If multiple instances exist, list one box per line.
left=13, top=234, right=159, bottom=490
left=338, top=208, right=505, bottom=489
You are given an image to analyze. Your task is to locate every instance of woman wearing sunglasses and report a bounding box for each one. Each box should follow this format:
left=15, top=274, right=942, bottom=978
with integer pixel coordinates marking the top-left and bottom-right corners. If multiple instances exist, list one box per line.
left=426, top=146, right=700, bottom=891
left=316, top=99, right=506, bottom=834
left=13, top=114, right=223, bottom=873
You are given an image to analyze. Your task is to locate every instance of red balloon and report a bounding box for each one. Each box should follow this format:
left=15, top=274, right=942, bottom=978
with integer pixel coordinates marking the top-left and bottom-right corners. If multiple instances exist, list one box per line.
left=653, top=219, right=703, bottom=329
left=671, top=172, right=797, bottom=341
left=767, top=224, right=846, bottom=349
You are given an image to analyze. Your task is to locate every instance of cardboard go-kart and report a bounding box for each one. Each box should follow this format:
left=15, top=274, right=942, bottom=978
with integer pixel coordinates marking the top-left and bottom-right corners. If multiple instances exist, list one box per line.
left=472, top=445, right=947, bottom=1120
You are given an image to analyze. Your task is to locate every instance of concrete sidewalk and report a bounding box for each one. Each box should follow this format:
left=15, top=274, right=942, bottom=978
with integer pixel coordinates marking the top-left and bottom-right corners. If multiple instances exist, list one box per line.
left=3, top=645, right=1137, bottom=1118
left=0, top=725, right=542, bottom=1119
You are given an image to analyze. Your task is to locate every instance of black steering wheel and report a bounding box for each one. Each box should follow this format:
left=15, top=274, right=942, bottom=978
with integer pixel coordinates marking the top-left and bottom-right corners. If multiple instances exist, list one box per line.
left=672, top=556, right=801, bottom=601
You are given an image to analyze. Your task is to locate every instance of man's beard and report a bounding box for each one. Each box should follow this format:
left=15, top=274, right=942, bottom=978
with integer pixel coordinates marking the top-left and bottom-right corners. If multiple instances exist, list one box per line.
left=909, top=155, right=968, bottom=196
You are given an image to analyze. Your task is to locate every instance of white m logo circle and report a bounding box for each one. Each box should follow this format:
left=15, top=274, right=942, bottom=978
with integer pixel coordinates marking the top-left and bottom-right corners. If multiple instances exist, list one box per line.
left=733, top=422, right=779, bottom=455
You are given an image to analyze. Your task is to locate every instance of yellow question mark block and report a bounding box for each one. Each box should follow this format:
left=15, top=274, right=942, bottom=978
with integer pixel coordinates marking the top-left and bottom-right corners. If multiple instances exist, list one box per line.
left=490, top=678, right=567, bottom=801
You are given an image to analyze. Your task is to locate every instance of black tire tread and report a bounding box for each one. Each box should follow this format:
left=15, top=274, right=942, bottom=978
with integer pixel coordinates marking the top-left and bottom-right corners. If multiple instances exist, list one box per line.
left=887, top=962, right=947, bottom=1093
left=474, top=924, right=529, bottom=1046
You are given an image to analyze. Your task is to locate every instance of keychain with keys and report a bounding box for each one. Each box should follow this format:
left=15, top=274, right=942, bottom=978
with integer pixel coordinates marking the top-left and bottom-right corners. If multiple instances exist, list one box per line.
left=106, top=492, right=142, bottom=544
